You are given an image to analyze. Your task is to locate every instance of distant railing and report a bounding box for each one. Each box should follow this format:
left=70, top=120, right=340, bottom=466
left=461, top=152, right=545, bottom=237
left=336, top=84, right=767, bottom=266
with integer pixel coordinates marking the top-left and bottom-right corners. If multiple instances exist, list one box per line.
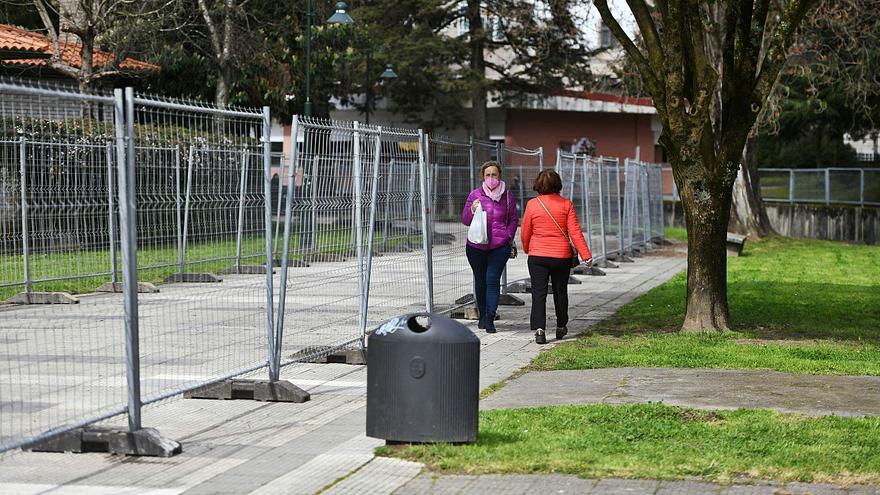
left=660, top=166, right=880, bottom=207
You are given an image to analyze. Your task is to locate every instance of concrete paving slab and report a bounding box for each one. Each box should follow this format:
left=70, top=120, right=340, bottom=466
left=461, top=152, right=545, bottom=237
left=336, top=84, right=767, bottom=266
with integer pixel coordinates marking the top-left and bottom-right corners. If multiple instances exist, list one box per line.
left=394, top=475, right=879, bottom=495
left=481, top=368, right=880, bottom=417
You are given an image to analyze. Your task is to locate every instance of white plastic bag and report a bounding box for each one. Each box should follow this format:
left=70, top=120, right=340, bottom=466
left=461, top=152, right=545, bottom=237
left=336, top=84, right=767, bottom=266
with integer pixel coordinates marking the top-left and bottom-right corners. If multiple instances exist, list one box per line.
left=467, top=202, right=488, bottom=244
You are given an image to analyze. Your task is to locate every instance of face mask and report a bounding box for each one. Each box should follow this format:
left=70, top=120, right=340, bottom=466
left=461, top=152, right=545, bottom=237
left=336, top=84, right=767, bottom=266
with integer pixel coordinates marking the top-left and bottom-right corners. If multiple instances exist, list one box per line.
left=485, top=177, right=500, bottom=189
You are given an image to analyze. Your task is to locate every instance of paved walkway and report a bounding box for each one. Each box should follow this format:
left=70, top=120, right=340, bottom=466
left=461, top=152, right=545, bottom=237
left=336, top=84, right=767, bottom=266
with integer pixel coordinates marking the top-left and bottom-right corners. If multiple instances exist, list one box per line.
left=3, top=249, right=876, bottom=494
left=396, top=474, right=880, bottom=494
left=482, top=368, right=880, bottom=417
left=0, top=252, right=686, bottom=494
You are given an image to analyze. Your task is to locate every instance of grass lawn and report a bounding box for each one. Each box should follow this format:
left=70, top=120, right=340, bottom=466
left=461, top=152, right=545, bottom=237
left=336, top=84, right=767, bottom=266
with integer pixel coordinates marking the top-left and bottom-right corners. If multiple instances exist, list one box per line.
left=531, top=233, right=880, bottom=375
left=379, top=233, right=880, bottom=484
left=379, top=403, right=880, bottom=484
left=1, top=223, right=421, bottom=300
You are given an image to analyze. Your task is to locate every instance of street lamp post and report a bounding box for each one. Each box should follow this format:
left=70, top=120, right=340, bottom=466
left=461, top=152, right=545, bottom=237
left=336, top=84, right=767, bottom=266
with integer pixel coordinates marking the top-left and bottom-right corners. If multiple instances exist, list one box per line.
left=304, top=1, right=353, bottom=117
left=364, top=58, right=397, bottom=125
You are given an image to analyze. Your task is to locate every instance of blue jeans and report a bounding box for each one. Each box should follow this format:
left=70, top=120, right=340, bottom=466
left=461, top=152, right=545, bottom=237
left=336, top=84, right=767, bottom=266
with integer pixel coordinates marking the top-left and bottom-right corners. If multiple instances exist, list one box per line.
left=466, top=244, right=510, bottom=318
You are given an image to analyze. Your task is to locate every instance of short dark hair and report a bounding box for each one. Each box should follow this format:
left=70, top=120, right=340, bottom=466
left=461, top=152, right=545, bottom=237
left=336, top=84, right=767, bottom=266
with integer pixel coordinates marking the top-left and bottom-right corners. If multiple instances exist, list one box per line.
left=533, top=170, right=562, bottom=194
left=480, top=161, right=502, bottom=178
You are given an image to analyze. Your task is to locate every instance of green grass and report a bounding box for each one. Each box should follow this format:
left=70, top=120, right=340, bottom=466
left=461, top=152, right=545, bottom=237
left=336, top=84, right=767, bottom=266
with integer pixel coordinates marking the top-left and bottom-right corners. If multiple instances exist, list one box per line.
left=532, top=235, right=880, bottom=375
left=663, top=226, right=687, bottom=241
left=1, top=222, right=420, bottom=300
left=379, top=403, right=880, bottom=484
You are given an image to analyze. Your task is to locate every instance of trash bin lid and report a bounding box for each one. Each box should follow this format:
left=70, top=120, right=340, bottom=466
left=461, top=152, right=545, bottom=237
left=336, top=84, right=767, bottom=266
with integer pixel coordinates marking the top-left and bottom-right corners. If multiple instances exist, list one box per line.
left=369, top=313, right=479, bottom=344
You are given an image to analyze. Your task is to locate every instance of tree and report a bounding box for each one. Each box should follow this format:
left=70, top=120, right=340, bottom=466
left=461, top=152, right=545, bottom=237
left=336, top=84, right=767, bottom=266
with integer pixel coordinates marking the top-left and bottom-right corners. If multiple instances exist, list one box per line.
left=757, top=0, right=880, bottom=167
left=732, top=0, right=880, bottom=237
left=143, top=0, right=358, bottom=118
left=347, top=0, right=470, bottom=131
left=30, top=0, right=158, bottom=90
left=467, top=0, right=593, bottom=139
left=594, top=0, right=821, bottom=331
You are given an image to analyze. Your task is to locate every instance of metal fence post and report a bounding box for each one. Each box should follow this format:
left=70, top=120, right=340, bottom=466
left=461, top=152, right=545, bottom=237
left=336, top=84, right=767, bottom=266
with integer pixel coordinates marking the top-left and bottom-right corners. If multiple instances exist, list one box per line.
left=353, top=122, right=366, bottom=347
left=105, top=142, right=119, bottom=285
left=538, top=146, right=544, bottom=171
left=174, top=147, right=183, bottom=277
left=825, top=168, right=830, bottom=205
left=406, top=160, right=416, bottom=244
left=597, top=159, right=608, bottom=260
left=615, top=159, right=624, bottom=256
left=361, top=129, right=382, bottom=350
left=861, top=169, right=865, bottom=206
left=381, top=160, right=393, bottom=249
left=119, top=87, right=142, bottom=432
left=261, top=107, right=278, bottom=381
left=273, top=154, right=285, bottom=259
left=789, top=169, right=794, bottom=204
left=180, top=146, right=195, bottom=275
left=274, top=115, right=299, bottom=382
left=582, top=157, right=592, bottom=250
left=234, top=148, right=249, bottom=272
left=18, top=137, right=31, bottom=295
left=642, top=164, right=651, bottom=248
left=417, top=129, right=434, bottom=313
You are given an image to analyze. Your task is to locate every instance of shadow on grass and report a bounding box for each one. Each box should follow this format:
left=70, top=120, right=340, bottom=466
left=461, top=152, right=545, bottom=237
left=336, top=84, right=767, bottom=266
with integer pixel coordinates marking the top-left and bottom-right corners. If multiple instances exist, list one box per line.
left=473, top=431, right=521, bottom=447
left=589, top=278, right=880, bottom=343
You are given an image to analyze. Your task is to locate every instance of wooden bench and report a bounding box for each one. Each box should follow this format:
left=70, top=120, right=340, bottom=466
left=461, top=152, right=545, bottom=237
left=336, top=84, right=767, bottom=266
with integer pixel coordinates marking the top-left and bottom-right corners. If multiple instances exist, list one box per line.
left=726, top=233, right=747, bottom=256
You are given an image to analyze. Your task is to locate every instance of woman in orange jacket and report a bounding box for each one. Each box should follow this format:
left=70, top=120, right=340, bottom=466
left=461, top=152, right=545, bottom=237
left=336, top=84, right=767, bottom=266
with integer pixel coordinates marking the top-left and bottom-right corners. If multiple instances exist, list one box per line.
left=520, top=170, right=592, bottom=344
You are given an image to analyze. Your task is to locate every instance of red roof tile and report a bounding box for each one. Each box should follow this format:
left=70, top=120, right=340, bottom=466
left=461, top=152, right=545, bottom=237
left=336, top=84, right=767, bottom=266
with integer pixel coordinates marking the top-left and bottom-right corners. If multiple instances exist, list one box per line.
left=0, top=23, right=158, bottom=72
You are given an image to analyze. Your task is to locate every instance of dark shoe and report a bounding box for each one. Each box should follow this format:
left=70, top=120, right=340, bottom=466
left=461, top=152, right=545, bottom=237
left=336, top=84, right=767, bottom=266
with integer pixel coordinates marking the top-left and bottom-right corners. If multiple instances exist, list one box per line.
left=535, top=329, right=547, bottom=344
left=485, top=314, right=497, bottom=333
left=477, top=313, right=487, bottom=329
left=556, top=326, right=568, bottom=340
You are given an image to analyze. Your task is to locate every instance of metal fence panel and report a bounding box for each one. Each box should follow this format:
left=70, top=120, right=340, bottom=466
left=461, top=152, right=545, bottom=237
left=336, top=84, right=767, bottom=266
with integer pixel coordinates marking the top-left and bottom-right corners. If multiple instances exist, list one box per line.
left=648, top=164, right=665, bottom=240
left=828, top=169, right=863, bottom=204
left=759, top=167, right=880, bottom=206
left=128, top=94, right=272, bottom=406
left=0, top=82, right=129, bottom=452
left=866, top=169, right=880, bottom=205
left=1, top=79, right=670, bottom=454
left=426, top=137, right=474, bottom=313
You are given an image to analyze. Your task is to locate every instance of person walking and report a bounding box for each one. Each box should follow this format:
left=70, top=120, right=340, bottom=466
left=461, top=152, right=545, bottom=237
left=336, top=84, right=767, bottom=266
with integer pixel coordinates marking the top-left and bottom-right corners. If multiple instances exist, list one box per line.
left=520, top=169, right=592, bottom=344
left=461, top=161, right=519, bottom=333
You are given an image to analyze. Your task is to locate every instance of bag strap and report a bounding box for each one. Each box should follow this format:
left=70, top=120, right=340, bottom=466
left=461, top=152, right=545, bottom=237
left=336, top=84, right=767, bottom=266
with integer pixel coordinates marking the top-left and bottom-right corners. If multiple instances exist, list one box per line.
left=535, top=197, right=575, bottom=247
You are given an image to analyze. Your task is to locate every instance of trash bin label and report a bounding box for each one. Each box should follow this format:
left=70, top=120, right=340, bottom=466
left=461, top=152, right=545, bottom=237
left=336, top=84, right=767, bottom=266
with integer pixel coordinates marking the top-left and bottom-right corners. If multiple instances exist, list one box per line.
left=409, top=357, right=426, bottom=379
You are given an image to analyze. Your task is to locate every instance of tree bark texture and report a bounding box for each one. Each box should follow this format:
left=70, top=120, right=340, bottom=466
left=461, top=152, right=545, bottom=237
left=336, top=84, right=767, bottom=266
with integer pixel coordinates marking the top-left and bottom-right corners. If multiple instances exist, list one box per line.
left=678, top=170, right=732, bottom=331
left=732, top=136, right=776, bottom=237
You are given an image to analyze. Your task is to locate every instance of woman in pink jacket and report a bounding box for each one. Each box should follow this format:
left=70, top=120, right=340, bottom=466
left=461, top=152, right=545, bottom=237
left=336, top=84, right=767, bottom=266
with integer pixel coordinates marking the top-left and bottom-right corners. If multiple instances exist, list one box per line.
left=460, top=161, right=519, bottom=333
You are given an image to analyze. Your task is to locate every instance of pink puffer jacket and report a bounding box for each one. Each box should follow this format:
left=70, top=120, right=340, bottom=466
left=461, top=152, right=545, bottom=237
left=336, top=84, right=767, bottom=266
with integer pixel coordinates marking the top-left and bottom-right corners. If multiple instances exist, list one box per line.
left=460, top=187, right=519, bottom=251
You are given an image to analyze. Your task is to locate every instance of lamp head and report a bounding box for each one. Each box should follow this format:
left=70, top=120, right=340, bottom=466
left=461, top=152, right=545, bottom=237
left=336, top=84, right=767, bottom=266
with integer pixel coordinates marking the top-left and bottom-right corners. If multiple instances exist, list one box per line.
left=327, top=2, right=354, bottom=24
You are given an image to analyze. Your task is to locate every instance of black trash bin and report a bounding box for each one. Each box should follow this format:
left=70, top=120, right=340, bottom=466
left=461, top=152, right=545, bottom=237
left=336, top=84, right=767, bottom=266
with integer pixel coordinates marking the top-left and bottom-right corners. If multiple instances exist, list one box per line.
left=366, top=313, right=480, bottom=443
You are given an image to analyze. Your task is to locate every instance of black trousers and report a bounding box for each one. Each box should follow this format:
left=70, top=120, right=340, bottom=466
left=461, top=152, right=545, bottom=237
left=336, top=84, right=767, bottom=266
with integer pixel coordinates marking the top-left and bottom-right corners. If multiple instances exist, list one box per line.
left=527, top=255, right=571, bottom=331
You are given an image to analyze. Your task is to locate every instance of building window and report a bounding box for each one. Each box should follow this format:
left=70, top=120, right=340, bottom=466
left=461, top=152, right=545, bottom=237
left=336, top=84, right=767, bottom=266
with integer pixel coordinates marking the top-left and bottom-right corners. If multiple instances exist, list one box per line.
left=600, top=23, right=617, bottom=48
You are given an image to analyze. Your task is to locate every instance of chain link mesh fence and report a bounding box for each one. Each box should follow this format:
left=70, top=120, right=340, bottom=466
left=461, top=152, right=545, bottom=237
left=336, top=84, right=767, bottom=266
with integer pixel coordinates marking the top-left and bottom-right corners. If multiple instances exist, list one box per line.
left=1, top=79, right=666, bottom=454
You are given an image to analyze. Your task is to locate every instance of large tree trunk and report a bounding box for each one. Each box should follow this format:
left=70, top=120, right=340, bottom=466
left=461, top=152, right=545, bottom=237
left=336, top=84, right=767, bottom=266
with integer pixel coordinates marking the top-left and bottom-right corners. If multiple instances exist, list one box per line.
left=215, top=65, right=230, bottom=109
left=731, top=136, right=776, bottom=238
left=467, top=0, right=489, bottom=141
left=673, top=158, right=733, bottom=332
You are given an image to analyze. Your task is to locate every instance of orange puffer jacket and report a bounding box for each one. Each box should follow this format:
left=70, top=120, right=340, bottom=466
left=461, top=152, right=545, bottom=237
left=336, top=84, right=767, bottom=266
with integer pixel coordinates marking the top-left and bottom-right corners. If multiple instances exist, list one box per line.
left=520, top=193, right=592, bottom=261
